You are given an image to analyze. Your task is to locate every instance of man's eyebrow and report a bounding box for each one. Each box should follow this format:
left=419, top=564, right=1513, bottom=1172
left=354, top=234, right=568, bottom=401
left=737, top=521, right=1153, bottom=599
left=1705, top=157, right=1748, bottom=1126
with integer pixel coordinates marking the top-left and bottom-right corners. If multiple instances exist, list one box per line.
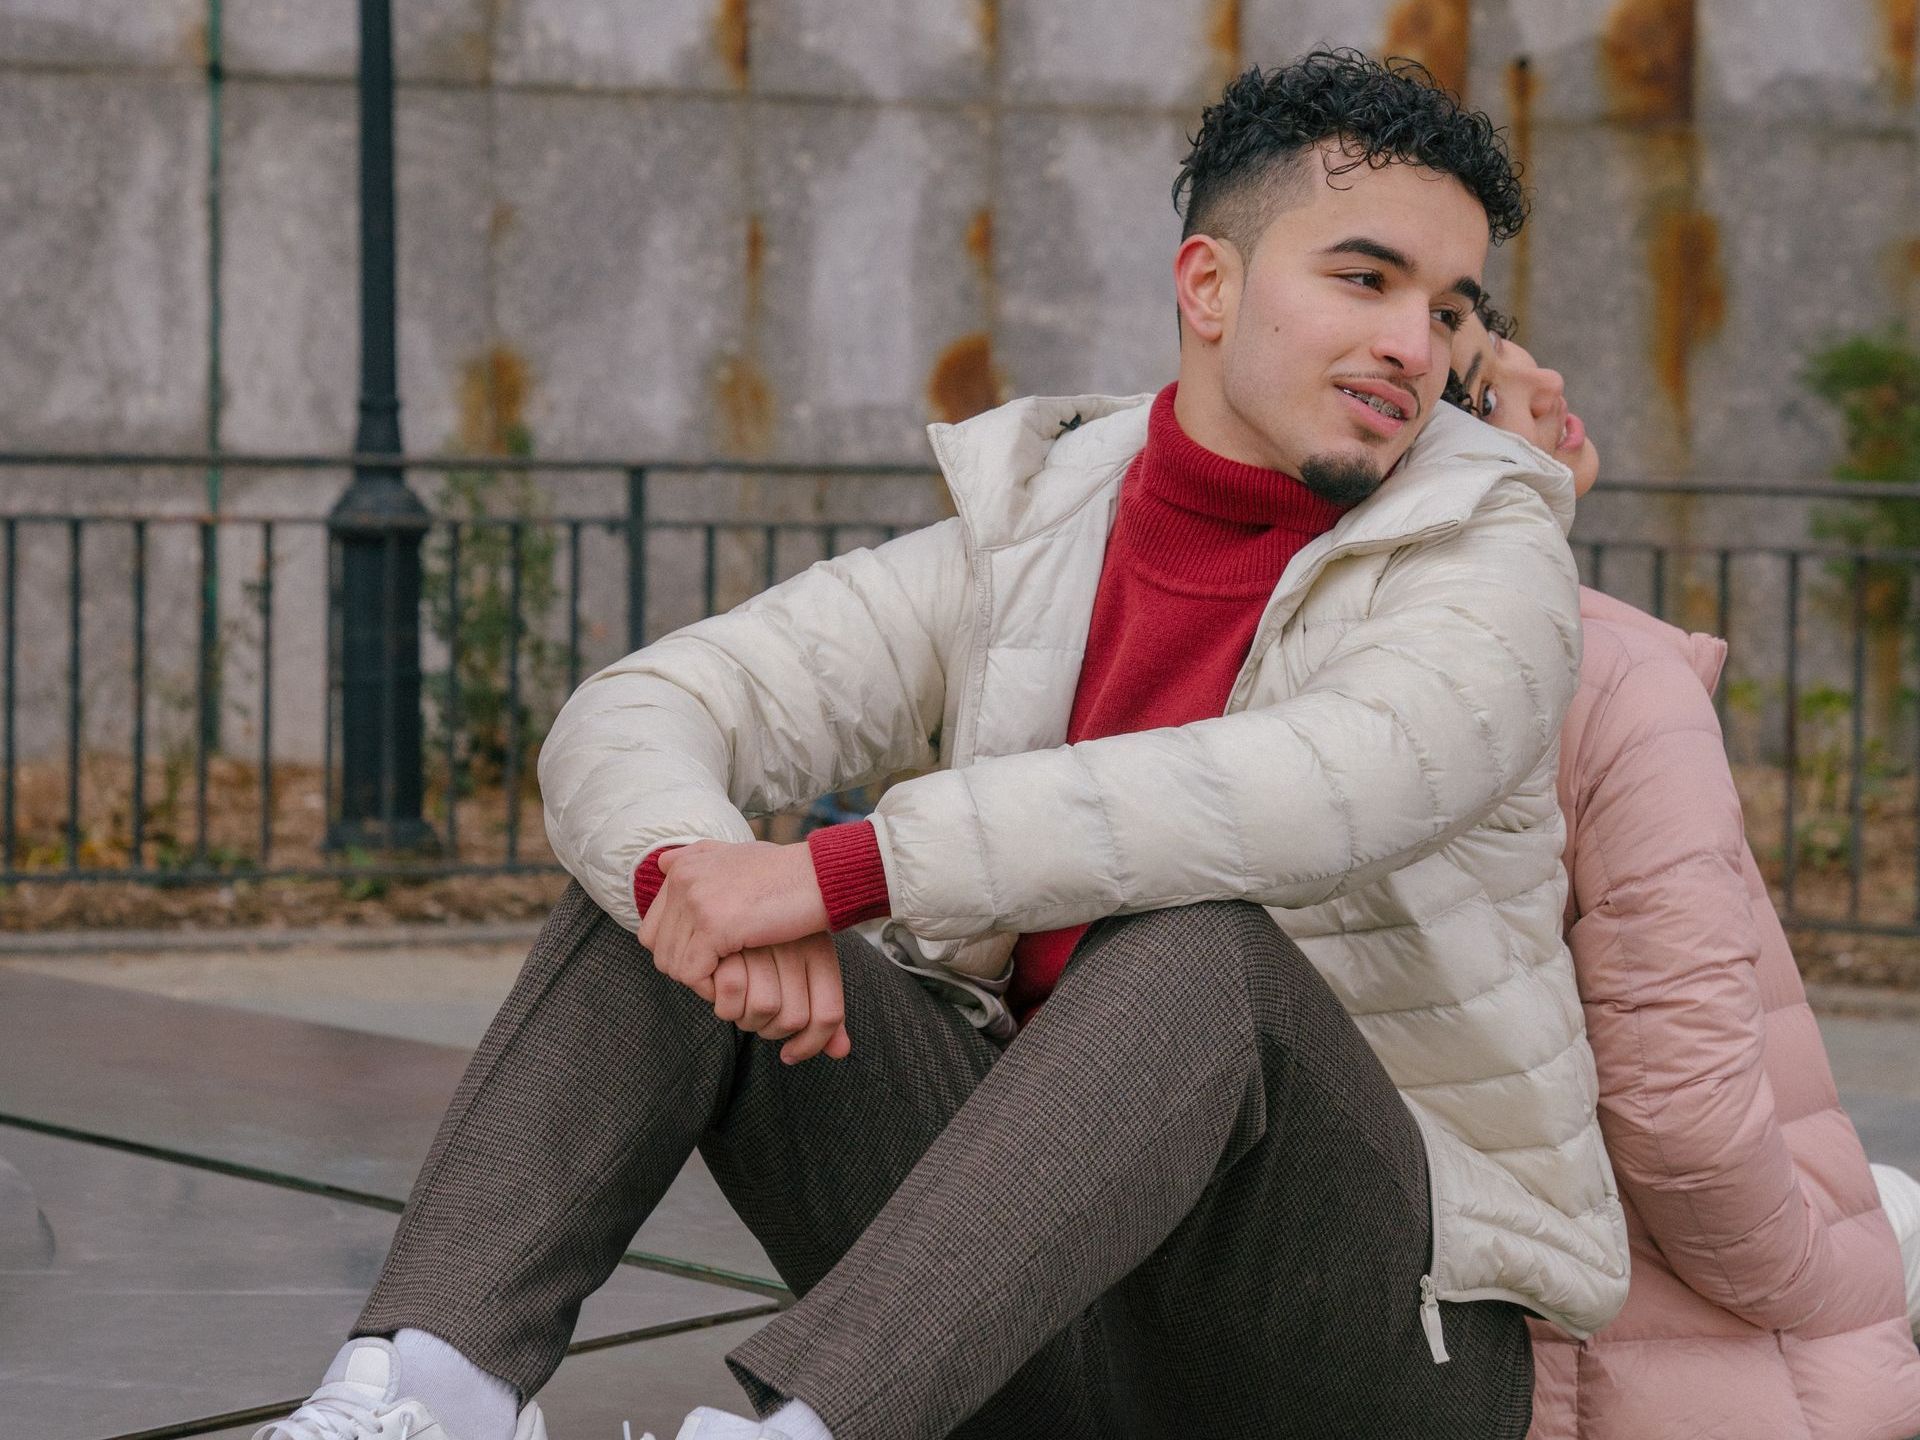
left=1319, top=238, right=1486, bottom=307
left=1319, top=236, right=1412, bottom=270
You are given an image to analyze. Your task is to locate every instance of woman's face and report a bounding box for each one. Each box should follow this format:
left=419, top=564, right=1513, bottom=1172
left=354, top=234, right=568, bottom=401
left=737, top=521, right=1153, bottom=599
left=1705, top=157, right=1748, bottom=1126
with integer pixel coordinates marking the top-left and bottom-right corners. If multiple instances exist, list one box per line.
left=1448, top=315, right=1600, bottom=497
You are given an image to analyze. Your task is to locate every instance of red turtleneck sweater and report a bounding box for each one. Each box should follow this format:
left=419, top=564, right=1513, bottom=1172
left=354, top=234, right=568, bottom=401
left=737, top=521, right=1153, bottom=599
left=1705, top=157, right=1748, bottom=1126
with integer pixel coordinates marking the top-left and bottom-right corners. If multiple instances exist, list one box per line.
left=636, top=384, right=1347, bottom=1021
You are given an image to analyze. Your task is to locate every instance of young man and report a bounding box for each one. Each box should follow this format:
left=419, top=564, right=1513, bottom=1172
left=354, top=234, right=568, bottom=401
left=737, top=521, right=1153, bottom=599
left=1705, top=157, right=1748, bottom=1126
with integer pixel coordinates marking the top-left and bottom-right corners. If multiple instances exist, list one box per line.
left=263, top=52, right=1627, bottom=1440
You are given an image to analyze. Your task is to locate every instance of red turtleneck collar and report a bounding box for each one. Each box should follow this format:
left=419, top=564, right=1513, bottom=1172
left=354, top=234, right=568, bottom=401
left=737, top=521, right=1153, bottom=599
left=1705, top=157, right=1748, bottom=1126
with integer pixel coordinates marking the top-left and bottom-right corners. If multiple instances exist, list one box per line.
left=1111, top=384, right=1348, bottom=595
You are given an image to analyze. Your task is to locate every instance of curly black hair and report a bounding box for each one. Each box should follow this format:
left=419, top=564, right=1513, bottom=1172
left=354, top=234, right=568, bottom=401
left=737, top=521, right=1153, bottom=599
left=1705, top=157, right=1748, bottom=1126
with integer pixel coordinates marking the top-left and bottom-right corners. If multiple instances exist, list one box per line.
left=1173, top=50, right=1528, bottom=256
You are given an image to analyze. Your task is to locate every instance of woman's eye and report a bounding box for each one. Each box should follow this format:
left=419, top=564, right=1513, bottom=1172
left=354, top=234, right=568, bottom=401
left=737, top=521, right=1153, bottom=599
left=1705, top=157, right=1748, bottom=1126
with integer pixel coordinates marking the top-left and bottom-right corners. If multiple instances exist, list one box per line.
left=1479, top=386, right=1499, bottom=419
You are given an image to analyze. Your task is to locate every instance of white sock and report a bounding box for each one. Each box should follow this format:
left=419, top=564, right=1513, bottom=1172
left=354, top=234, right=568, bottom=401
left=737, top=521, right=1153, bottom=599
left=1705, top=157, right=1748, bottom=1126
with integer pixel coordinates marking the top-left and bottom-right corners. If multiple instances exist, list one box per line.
left=390, top=1327, right=519, bottom=1440
left=768, top=1399, right=834, bottom=1440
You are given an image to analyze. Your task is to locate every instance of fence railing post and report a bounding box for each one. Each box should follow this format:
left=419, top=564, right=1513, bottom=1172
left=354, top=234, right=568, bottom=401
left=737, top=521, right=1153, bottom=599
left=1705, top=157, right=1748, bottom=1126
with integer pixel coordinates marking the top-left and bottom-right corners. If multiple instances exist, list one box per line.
left=626, top=467, right=648, bottom=652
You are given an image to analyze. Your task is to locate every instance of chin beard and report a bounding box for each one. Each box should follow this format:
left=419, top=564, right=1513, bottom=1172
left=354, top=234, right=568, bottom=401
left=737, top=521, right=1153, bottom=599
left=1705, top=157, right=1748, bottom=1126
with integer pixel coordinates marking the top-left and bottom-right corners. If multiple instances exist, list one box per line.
left=1297, top=453, right=1384, bottom=507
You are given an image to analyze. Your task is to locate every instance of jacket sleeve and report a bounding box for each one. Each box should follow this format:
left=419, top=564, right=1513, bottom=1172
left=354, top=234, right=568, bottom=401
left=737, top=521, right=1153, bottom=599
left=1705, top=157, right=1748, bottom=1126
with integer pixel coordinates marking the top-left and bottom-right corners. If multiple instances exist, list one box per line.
left=1566, top=646, right=1833, bottom=1332
left=537, top=518, right=968, bottom=932
left=868, top=479, right=1581, bottom=939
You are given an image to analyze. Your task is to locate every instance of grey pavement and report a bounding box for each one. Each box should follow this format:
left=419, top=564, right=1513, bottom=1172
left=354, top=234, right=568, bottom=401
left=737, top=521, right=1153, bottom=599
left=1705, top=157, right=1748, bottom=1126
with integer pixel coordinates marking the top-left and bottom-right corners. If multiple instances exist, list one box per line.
left=1818, top=1011, right=1920, bottom=1176
left=0, top=939, right=782, bottom=1440
left=3, top=935, right=1917, bottom=1439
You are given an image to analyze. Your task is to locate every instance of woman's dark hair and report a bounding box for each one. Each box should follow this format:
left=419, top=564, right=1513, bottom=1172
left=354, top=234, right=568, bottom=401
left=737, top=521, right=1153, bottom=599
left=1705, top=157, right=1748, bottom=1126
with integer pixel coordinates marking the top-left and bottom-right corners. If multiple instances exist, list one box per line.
left=1173, top=49, right=1528, bottom=256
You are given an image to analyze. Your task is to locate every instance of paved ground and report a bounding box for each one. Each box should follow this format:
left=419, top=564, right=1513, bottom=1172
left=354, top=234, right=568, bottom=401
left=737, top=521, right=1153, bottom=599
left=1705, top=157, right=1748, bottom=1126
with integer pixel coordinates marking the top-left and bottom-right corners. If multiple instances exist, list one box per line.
left=0, top=939, right=782, bottom=1440
left=3, top=935, right=1918, bottom=1439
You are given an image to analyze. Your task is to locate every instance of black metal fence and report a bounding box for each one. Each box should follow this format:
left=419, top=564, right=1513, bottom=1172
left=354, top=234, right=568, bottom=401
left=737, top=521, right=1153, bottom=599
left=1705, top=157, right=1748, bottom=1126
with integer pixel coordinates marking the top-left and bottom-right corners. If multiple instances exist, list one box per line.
left=4, top=455, right=1920, bottom=940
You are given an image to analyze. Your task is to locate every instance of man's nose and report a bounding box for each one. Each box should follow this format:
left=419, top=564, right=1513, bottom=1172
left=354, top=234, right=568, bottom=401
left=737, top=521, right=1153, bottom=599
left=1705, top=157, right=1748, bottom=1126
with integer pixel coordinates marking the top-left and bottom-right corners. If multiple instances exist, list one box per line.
left=1371, top=302, right=1432, bottom=376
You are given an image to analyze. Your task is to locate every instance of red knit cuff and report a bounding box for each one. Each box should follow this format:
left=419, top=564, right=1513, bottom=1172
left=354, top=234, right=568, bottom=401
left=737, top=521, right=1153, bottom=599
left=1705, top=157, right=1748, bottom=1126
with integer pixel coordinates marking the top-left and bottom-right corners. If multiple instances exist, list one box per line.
left=806, top=821, right=891, bottom=931
left=633, top=846, right=684, bottom=921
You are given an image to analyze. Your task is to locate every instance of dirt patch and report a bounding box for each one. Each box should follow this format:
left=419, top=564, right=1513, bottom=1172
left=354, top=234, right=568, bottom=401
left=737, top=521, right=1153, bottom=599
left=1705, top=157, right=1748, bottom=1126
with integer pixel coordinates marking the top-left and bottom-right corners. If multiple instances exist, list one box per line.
left=1734, top=762, right=1920, bottom=988
left=0, top=753, right=814, bottom=935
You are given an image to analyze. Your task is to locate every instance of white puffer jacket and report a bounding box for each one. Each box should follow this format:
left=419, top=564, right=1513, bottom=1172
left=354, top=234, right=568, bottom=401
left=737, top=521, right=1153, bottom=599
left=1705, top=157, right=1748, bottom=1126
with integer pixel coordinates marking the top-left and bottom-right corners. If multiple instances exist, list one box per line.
left=540, top=392, right=1630, bottom=1345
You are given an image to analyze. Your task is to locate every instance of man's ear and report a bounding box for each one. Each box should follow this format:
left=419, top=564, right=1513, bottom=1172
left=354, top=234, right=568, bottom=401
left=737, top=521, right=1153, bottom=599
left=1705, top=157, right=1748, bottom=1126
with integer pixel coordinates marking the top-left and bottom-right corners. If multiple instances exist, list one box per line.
left=1174, top=233, right=1237, bottom=345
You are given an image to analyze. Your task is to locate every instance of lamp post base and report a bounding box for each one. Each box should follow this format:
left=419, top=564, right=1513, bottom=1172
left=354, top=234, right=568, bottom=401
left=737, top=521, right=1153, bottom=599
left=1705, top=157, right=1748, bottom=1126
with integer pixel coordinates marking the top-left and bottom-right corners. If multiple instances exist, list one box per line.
left=324, top=815, right=442, bottom=857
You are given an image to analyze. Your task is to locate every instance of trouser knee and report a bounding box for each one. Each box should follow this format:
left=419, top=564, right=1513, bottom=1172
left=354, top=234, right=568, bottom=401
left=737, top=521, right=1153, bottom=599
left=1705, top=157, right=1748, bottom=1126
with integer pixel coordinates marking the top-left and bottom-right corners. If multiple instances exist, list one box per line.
left=1063, top=899, right=1330, bottom=1038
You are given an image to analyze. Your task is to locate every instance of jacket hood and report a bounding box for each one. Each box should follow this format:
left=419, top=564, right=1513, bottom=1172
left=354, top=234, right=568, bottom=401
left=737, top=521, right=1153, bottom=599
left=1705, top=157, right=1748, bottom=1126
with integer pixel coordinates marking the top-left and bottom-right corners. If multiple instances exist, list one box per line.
left=925, top=391, right=1580, bottom=551
left=1578, top=585, right=1728, bottom=694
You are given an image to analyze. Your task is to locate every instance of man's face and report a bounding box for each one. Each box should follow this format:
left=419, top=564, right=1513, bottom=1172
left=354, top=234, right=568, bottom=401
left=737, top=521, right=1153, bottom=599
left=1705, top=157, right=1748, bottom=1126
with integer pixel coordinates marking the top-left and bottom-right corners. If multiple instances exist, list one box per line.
left=1205, top=144, right=1491, bottom=500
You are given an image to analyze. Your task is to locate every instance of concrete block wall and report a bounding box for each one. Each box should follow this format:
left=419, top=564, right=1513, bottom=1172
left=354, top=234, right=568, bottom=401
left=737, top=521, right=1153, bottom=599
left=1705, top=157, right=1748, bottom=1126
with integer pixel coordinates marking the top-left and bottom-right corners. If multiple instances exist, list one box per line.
left=1, top=0, right=1915, bottom=770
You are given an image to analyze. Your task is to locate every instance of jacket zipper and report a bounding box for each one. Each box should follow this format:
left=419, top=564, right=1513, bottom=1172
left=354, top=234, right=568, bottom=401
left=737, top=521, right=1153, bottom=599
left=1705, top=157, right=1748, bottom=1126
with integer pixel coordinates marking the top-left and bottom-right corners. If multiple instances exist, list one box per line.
left=1420, top=1274, right=1450, bottom=1363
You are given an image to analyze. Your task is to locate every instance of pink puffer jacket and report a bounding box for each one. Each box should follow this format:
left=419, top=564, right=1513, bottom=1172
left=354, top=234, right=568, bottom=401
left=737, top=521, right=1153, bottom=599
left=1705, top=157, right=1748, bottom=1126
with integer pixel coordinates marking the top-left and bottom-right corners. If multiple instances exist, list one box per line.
left=1528, top=589, right=1920, bottom=1439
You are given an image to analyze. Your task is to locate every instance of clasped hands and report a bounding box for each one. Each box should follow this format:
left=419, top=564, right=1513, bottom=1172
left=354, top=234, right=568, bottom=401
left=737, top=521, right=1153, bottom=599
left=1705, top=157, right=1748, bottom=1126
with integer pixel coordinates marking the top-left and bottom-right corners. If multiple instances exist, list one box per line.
left=637, top=839, right=852, bottom=1064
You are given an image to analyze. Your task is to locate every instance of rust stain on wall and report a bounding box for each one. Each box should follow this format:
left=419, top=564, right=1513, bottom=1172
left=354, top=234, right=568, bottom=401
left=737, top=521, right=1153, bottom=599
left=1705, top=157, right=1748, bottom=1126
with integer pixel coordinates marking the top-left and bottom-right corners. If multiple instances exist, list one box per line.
left=715, top=0, right=750, bottom=87
left=927, top=334, right=1004, bottom=425
left=1207, top=0, right=1243, bottom=90
left=1888, top=235, right=1920, bottom=317
left=1504, top=57, right=1537, bottom=334
left=1384, top=0, right=1471, bottom=97
left=180, top=17, right=209, bottom=66
left=454, top=24, right=492, bottom=77
left=458, top=345, right=535, bottom=455
left=489, top=201, right=517, bottom=246
left=712, top=355, right=775, bottom=454
left=1882, top=0, right=1918, bottom=102
left=744, top=213, right=766, bottom=319
left=712, top=212, right=774, bottom=454
left=1601, top=0, right=1694, bottom=122
left=975, top=0, right=999, bottom=59
left=966, top=209, right=994, bottom=279
left=1648, top=209, right=1724, bottom=422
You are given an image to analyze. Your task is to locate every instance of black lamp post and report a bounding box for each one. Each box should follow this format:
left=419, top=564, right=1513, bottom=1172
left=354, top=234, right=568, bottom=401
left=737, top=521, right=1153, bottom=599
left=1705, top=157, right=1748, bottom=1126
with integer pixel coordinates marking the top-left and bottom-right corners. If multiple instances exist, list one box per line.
left=327, top=0, right=432, bottom=851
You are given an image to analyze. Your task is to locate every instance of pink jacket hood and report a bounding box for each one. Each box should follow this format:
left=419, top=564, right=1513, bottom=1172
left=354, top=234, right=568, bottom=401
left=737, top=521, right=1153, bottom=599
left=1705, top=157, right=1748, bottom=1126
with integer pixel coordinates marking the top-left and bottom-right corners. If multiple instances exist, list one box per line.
left=1527, top=588, right=1920, bottom=1440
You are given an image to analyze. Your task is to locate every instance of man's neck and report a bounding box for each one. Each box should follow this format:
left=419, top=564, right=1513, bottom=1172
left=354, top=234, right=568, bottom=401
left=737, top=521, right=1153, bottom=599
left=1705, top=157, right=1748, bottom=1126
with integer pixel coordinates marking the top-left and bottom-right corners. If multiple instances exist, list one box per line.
left=1170, top=371, right=1288, bottom=473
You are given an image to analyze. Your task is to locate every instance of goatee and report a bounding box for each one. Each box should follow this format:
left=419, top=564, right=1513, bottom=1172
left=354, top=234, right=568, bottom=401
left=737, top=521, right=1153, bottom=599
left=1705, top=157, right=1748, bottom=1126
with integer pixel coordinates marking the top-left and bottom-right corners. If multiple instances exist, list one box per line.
left=1297, top=453, right=1382, bottom=507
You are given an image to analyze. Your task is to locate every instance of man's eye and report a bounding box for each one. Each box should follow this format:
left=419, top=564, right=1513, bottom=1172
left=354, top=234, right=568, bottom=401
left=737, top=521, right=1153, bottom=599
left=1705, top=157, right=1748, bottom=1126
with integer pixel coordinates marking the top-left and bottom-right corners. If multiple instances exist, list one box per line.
left=1339, top=271, right=1383, bottom=290
left=1434, top=308, right=1464, bottom=332
left=1479, top=386, right=1499, bottom=419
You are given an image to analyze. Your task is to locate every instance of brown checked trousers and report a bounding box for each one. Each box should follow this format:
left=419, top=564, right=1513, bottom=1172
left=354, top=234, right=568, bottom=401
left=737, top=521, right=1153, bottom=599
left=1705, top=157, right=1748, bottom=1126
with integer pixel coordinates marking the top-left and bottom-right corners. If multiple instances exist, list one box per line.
left=356, top=883, right=1532, bottom=1439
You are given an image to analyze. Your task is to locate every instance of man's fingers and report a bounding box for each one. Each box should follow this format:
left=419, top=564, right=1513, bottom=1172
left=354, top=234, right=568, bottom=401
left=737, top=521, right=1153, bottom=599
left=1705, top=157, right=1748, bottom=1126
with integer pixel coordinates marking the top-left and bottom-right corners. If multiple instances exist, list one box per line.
left=711, top=954, right=749, bottom=1022
left=765, top=942, right=811, bottom=1040
left=738, top=949, right=784, bottom=1032
left=782, top=934, right=848, bottom=1064
left=825, top=1022, right=852, bottom=1060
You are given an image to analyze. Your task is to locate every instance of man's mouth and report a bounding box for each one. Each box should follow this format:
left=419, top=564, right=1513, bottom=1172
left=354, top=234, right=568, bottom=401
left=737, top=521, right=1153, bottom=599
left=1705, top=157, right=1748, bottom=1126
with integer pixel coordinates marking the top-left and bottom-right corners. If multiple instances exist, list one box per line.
left=1335, top=382, right=1414, bottom=436
left=1338, top=386, right=1408, bottom=421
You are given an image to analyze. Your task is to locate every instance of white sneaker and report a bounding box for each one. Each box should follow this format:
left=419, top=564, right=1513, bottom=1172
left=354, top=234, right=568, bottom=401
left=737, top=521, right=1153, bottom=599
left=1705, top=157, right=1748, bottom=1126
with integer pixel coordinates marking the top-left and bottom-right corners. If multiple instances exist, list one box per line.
left=638, top=1407, right=790, bottom=1440
left=253, top=1338, right=548, bottom=1440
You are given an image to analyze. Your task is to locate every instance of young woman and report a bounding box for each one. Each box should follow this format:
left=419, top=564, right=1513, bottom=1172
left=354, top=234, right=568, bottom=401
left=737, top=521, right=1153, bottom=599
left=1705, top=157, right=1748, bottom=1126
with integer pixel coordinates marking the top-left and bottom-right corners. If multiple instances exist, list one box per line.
left=1447, top=309, right=1920, bottom=1439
